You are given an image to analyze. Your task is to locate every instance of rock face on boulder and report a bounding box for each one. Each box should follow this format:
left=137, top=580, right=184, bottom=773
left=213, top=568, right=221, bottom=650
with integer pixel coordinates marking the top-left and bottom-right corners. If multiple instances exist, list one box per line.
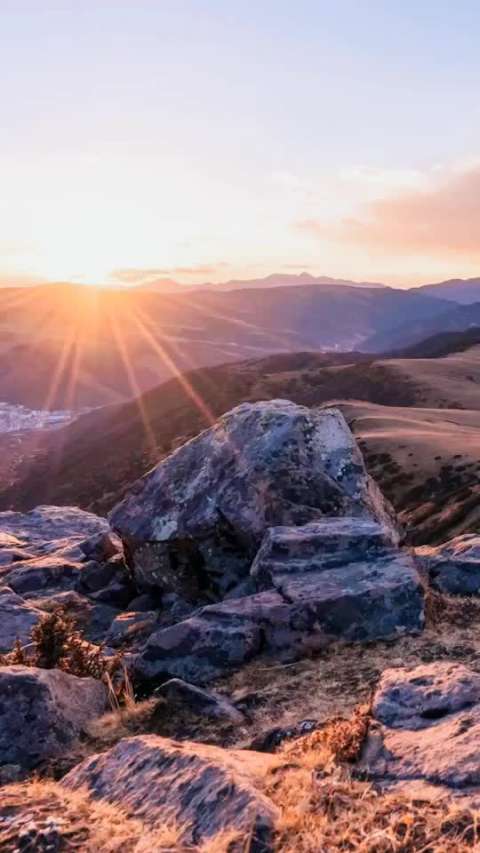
left=63, top=734, right=278, bottom=850
left=360, top=662, right=480, bottom=789
left=0, top=666, right=107, bottom=769
left=110, top=400, right=398, bottom=599
left=415, top=535, right=480, bottom=595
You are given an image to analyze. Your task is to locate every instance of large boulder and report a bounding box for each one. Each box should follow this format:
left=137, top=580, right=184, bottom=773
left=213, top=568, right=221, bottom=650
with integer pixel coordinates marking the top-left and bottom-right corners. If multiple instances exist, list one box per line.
left=415, top=535, right=480, bottom=595
left=110, top=401, right=398, bottom=599
left=63, top=734, right=278, bottom=850
left=359, top=662, right=480, bottom=789
left=0, top=666, right=107, bottom=769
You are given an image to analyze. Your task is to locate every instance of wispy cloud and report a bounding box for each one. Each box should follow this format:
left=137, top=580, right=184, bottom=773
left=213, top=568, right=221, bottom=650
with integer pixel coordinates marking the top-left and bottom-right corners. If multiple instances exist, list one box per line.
left=111, top=263, right=230, bottom=285
left=297, top=165, right=480, bottom=258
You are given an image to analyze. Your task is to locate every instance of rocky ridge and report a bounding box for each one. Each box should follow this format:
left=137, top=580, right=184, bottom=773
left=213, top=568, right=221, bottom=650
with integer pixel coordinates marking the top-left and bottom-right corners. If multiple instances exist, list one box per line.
left=1, top=399, right=480, bottom=848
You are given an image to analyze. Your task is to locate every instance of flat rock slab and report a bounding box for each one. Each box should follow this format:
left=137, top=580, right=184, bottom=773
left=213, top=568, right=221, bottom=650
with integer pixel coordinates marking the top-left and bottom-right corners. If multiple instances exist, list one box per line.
left=360, top=662, right=480, bottom=790
left=63, top=734, right=279, bottom=849
left=110, top=400, right=398, bottom=600
left=372, top=662, right=480, bottom=730
left=0, top=666, right=107, bottom=769
left=251, top=517, right=394, bottom=588
left=4, top=555, right=82, bottom=596
left=0, top=506, right=110, bottom=555
left=416, top=535, right=480, bottom=595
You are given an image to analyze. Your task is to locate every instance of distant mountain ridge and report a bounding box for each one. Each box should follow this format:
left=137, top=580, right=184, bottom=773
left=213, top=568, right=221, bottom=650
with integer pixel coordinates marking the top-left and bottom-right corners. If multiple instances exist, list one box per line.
left=136, top=271, right=389, bottom=293
left=414, top=277, right=480, bottom=304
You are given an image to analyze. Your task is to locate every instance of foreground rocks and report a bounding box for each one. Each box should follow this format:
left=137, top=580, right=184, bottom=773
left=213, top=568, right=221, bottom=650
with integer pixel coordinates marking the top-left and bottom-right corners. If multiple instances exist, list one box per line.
left=0, top=587, right=42, bottom=653
left=0, top=506, right=132, bottom=651
left=0, top=666, right=106, bottom=769
left=110, top=400, right=398, bottom=600
left=63, top=734, right=278, bottom=850
left=360, top=662, right=480, bottom=789
left=416, top=534, right=480, bottom=595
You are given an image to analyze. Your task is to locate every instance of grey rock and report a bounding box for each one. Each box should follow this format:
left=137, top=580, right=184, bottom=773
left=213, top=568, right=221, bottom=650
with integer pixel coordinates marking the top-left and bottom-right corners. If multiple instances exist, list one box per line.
left=0, top=596, right=43, bottom=653
left=88, top=578, right=135, bottom=609
left=372, top=662, right=480, bottom=730
left=135, top=602, right=264, bottom=685
left=157, top=678, right=245, bottom=723
left=105, top=611, right=158, bottom=648
left=0, top=506, right=110, bottom=555
left=416, top=535, right=480, bottom=595
left=4, top=555, right=82, bottom=597
left=79, top=530, right=123, bottom=563
left=251, top=517, right=397, bottom=589
left=0, top=666, right=106, bottom=769
left=128, top=592, right=162, bottom=612
left=269, top=553, right=424, bottom=650
left=359, top=662, right=480, bottom=790
left=63, top=734, right=278, bottom=850
left=77, top=554, right=128, bottom=594
left=160, top=591, right=196, bottom=623
left=110, top=401, right=398, bottom=599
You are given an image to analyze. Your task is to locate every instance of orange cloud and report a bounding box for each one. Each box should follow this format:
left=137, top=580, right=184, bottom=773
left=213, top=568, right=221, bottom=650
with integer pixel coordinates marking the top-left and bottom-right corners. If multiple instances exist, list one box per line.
left=298, top=166, right=480, bottom=258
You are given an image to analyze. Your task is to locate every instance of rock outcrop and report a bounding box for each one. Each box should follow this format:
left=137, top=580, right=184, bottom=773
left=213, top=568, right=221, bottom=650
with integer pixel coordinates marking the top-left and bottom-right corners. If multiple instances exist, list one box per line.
left=360, top=662, right=480, bottom=789
left=0, top=666, right=107, bottom=769
left=134, top=520, right=424, bottom=685
left=0, top=403, right=426, bottom=687
left=63, top=734, right=278, bottom=850
left=110, top=401, right=398, bottom=600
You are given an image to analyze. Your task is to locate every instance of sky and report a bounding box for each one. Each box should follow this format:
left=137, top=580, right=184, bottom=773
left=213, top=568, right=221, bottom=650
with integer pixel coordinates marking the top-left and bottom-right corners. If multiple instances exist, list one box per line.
left=2, top=0, right=480, bottom=288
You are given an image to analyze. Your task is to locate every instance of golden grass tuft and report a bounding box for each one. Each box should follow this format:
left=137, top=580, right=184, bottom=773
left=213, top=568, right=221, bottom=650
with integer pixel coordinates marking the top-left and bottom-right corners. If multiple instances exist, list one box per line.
left=268, top=764, right=480, bottom=852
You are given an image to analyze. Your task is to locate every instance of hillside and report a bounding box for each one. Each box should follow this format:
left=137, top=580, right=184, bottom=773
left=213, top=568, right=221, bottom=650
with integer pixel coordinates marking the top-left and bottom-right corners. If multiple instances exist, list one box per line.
left=413, top=276, right=480, bottom=304
left=339, top=401, right=480, bottom=544
left=362, top=300, right=480, bottom=351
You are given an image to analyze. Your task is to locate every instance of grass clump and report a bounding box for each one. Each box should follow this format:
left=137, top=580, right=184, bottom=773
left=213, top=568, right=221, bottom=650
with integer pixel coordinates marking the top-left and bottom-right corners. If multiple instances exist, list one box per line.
left=0, top=608, right=128, bottom=705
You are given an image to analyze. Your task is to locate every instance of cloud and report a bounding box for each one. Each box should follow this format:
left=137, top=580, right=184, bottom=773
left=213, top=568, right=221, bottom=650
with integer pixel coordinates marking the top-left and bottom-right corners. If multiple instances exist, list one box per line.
left=297, top=165, right=480, bottom=258
left=111, top=263, right=230, bottom=284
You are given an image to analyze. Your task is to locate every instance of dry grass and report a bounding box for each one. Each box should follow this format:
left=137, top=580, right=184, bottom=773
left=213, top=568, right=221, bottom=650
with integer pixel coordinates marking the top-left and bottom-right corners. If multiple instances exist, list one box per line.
left=264, top=699, right=480, bottom=852
left=0, top=779, right=181, bottom=852
left=269, top=765, right=480, bottom=852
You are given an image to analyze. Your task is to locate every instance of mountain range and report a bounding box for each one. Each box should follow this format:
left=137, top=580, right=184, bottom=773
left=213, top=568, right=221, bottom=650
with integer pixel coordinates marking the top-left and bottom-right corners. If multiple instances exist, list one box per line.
left=0, top=273, right=480, bottom=410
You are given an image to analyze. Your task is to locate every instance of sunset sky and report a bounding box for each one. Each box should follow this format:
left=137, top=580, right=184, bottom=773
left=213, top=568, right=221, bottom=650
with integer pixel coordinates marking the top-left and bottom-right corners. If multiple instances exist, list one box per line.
left=2, top=0, right=480, bottom=288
